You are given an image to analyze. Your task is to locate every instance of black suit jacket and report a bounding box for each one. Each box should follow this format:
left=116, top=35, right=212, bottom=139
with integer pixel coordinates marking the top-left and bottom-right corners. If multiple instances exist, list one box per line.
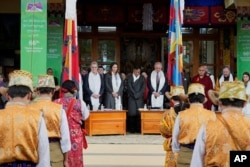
left=83, top=73, right=104, bottom=103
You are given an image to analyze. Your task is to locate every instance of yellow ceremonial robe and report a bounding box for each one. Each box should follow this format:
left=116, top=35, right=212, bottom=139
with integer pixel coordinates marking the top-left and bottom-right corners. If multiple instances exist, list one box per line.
left=30, top=97, right=62, bottom=138
left=205, top=110, right=250, bottom=167
left=0, top=103, right=40, bottom=164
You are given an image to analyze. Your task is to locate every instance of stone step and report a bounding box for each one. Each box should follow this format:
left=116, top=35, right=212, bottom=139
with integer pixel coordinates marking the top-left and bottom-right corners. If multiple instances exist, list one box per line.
left=84, top=144, right=165, bottom=167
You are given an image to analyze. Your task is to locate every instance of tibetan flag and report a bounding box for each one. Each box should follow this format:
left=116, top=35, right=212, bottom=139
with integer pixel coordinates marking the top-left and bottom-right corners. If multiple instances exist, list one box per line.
left=167, top=0, right=184, bottom=86
left=61, top=0, right=80, bottom=91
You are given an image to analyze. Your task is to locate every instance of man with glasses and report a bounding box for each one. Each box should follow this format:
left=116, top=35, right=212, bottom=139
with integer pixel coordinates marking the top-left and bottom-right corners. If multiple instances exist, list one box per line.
left=83, top=61, right=104, bottom=110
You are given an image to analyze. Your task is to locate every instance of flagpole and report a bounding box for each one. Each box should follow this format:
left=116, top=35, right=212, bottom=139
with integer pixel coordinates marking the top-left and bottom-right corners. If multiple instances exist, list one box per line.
left=175, top=0, right=179, bottom=86
left=67, top=19, right=72, bottom=80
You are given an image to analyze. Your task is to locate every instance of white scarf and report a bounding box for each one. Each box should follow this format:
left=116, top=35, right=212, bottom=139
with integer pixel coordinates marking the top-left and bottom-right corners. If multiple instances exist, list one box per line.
left=150, top=70, right=165, bottom=92
left=150, top=70, right=165, bottom=108
left=112, top=73, right=121, bottom=92
left=89, top=72, right=101, bottom=110
left=133, top=74, right=140, bottom=82
left=112, top=73, right=122, bottom=110
left=219, top=73, right=234, bottom=86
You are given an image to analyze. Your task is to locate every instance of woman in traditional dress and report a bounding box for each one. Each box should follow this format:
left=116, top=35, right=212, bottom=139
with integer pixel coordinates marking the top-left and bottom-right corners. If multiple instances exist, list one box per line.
left=54, top=80, right=89, bottom=167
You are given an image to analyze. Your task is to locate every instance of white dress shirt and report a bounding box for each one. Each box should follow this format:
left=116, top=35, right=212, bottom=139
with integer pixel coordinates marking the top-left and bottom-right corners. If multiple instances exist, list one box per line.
left=37, top=115, right=50, bottom=167
left=59, top=108, right=71, bottom=153
left=190, top=125, right=206, bottom=167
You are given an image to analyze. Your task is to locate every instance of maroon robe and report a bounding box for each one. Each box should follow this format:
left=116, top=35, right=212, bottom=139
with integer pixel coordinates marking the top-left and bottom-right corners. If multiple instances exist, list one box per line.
left=191, top=75, right=213, bottom=110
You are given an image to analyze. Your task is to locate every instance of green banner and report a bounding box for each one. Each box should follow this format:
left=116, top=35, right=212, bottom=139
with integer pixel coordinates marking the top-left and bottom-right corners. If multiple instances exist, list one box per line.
left=21, top=0, right=47, bottom=86
left=47, top=15, right=64, bottom=85
left=237, top=20, right=250, bottom=80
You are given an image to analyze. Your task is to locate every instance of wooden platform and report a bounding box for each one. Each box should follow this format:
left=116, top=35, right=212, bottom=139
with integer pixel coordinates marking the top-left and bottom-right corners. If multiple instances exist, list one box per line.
left=85, top=110, right=127, bottom=136
left=139, top=109, right=164, bottom=135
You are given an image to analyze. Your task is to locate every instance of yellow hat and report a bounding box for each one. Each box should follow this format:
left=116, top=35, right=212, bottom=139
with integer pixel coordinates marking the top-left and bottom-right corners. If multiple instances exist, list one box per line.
left=187, top=83, right=205, bottom=96
left=37, top=74, right=55, bottom=88
left=208, top=89, right=219, bottom=105
left=219, top=81, right=247, bottom=101
left=171, top=86, right=185, bottom=96
left=8, top=70, right=33, bottom=92
left=166, top=85, right=188, bottom=102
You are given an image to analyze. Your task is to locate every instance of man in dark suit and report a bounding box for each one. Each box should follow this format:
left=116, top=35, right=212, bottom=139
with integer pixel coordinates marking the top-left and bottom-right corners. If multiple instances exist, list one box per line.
left=127, top=66, right=145, bottom=133
left=83, top=61, right=104, bottom=110
left=148, top=62, right=168, bottom=109
left=98, top=65, right=105, bottom=78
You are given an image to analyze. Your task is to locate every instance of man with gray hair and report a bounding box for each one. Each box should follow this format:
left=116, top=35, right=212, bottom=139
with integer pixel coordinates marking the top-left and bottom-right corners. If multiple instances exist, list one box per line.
left=148, top=62, right=168, bottom=109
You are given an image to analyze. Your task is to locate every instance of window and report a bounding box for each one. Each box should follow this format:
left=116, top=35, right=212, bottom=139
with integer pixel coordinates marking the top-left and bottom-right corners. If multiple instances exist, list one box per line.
left=77, top=26, right=92, bottom=32
left=98, top=40, right=116, bottom=63
left=199, top=40, right=216, bottom=64
left=98, top=26, right=116, bottom=33
left=199, top=28, right=218, bottom=34
left=182, top=27, right=193, bottom=34
left=79, top=39, right=92, bottom=63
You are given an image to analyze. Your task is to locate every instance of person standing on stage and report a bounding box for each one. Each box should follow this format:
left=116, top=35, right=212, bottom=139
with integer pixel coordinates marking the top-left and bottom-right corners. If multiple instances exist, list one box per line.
left=83, top=61, right=104, bottom=110
left=148, top=62, right=168, bottom=109
left=127, top=66, right=145, bottom=133
left=191, top=65, right=213, bottom=110
left=104, top=62, right=124, bottom=110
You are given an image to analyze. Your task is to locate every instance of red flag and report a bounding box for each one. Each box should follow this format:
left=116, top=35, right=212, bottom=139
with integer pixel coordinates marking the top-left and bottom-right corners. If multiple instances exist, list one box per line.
left=61, top=0, right=80, bottom=97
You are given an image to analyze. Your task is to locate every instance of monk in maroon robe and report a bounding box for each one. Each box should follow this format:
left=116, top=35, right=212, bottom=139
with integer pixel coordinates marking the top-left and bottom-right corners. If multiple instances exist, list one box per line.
left=191, top=65, right=213, bottom=110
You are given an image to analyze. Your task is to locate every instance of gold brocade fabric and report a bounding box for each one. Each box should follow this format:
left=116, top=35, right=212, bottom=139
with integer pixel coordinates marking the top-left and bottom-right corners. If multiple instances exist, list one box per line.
left=160, top=108, right=177, bottom=167
left=160, top=108, right=176, bottom=140
left=30, top=98, right=61, bottom=138
left=205, top=110, right=250, bottom=167
left=0, top=104, right=40, bottom=163
left=178, top=104, right=216, bottom=144
left=165, top=151, right=177, bottom=167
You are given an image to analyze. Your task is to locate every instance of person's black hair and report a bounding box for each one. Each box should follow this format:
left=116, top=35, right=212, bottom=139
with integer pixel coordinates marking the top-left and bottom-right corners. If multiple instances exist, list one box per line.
left=37, top=87, right=55, bottom=94
left=220, top=99, right=245, bottom=108
left=61, top=80, right=77, bottom=94
left=133, top=65, right=141, bottom=70
left=172, top=96, right=181, bottom=102
left=47, top=67, right=53, bottom=72
left=188, top=93, right=205, bottom=103
left=98, top=65, right=104, bottom=69
left=7, top=85, right=32, bottom=98
left=172, top=95, right=190, bottom=114
left=242, top=71, right=250, bottom=81
left=108, top=62, right=118, bottom=74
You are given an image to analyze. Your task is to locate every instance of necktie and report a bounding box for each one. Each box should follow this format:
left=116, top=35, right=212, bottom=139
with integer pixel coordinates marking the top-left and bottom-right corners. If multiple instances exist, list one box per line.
left=156, top=72, right=160, bottom=84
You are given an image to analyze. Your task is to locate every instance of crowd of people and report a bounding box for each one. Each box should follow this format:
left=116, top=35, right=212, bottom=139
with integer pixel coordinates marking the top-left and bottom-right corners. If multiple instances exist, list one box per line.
left=159, top=65, right=250, bottom=166
left=0, top=62, right=250, bottom=166
left=0, top=70, right=89, bottom=167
